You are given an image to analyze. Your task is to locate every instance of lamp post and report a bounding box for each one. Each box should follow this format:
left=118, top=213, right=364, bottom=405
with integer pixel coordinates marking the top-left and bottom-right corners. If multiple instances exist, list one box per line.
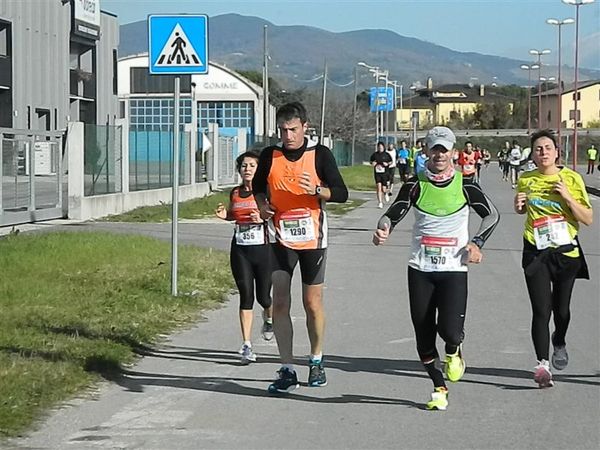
left=529, top=49, right=551, bottom=129
left=351, top=65, right=358, bottom=166
left=539, top=76, right=556, bottom=128
left=546, top=18, right=575, bottom=152
left=520, top=64, right=540, bottom=134
left=388, top=79, right=400, bottom=142
left=357, top=61, right=381, bottom=144
left=562, top=0, right=595, bottom=170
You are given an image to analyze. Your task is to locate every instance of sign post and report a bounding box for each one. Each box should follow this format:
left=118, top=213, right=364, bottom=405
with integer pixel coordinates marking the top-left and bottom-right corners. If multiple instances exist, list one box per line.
left=148, top=14, right=208, bottom=296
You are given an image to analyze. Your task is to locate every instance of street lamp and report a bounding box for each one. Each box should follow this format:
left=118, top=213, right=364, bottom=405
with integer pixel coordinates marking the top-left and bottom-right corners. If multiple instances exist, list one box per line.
left=388, top=79, right=401, bottom=141
left=562, top=0, right=595, bottom=170
left=540, top=76, right=556, bottom=128
left=520, top=63, right=540, bottom=134
left=546, top=18, right=574, bottom=152
left=529, top=49, right=551, bottom=129
left=357, top=61, right=381, bottom=144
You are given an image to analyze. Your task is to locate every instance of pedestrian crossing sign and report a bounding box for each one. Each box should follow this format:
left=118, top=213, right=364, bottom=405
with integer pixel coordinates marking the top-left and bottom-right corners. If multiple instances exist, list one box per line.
left=148, top=15, right=208, bottom=74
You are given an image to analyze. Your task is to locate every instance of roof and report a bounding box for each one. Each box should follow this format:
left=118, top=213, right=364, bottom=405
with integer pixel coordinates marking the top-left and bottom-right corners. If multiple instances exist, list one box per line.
left=543, top=79, right=600, bottom=96
left=404, top=83, right=515, bottom=106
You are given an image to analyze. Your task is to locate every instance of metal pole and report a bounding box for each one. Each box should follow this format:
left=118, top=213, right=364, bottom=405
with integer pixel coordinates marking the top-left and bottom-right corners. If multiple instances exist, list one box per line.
left=557, top=24, right=563, bottom=150
left=537, top=59, right=542, bottom=129
left=384, top=77, right=389, bottom=143
left=572, top=4, right=580, bottom=170
left=399, top=84, right=403, bottom=136
left=171, top=76, right=181, bottom=297
left=319, top=60, right=327, bottom=144
left=351, top=66, right=358, bottom=165
left=527, top=69, right=532, bottom=134
left=263, top=25, right=269, bottom=140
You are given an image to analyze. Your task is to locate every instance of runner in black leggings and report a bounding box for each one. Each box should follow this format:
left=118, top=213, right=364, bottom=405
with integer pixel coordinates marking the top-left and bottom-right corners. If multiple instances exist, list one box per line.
left=514, top=129, right=592, bottom=388
left=373, top=126, right=499, bottom=410
left=216, top=151, right=274, bottom=364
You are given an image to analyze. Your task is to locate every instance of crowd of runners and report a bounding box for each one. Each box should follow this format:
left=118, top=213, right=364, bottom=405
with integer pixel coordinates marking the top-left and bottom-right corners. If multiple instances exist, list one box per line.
left=215, top=101, right=594, bottom=410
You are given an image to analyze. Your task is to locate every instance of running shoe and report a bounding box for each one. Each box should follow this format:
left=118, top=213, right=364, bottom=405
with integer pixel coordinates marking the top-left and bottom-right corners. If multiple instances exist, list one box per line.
left=445, top=346, right=466, bottom=383
left=533, top=359, right=554, bottom=388
left=378, top=202, right=383, bottom=209
left=385, top=192, right=390, bottom=202
left=426, top=387, right=448, bottom=411
left=308, top=359, right=327, bottom=387
left=551, top=333, right=568, bottom=370
left=261, top=320, right=274, bottom=341
left=268, top=367, right=299, bottom=394
left=240, top=344, right=257, bottom=365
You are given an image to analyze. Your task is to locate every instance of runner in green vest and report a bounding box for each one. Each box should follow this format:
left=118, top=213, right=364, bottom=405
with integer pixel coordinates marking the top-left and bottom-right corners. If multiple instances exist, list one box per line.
left=372, top=126, right=500, bottom=410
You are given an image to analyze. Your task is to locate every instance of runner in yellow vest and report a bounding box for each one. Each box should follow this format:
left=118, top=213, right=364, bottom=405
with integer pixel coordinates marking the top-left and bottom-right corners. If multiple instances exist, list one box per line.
left=586, top=144, right=597, bottom=174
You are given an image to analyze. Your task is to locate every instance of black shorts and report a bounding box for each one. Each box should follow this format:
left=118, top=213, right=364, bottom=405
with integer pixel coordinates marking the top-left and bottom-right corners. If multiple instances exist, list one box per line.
left=374, top=172, right=389, bottom=185
left=271, top=244, right=327, bottom=285
left=388, top=167, right=396, bottom=179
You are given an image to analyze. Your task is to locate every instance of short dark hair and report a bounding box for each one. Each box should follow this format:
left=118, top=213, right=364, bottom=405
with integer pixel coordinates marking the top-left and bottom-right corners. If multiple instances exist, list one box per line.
left=276, top=102, right=308, bottom=124
left=235, top=150, right=260, bottom=172
left=465, top=140, right=473, bottom=146
left=530, top=129, right=557, bottom=149
left=377, top=141, right=385, bottom=149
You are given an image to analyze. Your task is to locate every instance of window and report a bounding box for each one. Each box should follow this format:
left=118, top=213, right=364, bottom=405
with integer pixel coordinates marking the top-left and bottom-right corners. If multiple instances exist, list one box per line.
left=0, top=20, right=11, bottom=57
left=113, top=49, right=118, bottom=95
left=130, top=68, right=191, bottom=94
left=572, top=92, right=581, bottom=101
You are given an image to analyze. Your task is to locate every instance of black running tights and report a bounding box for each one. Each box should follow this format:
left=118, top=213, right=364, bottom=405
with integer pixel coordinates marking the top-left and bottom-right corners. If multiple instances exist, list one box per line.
left=407, top=267, right=468, bottom=362
left=524, top=257, right=580, bottom=361
left=230, top=241, right=272, bottom=311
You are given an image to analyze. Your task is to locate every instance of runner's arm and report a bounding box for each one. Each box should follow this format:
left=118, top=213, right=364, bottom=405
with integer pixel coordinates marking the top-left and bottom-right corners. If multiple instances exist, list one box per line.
left=462, top=180, right=500, bottom=247
left=377, top=177, right=419, bottom=232
left=315, top=146, right=348, bottom=203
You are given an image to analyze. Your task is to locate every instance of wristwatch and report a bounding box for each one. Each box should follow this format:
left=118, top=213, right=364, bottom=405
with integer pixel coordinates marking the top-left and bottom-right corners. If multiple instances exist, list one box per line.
left=315, top=186, right=323, bottom=196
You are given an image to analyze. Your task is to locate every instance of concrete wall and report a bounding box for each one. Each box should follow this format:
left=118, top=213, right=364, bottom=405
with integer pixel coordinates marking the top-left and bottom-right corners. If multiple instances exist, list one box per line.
left=67, top=121, right=211, bottom=221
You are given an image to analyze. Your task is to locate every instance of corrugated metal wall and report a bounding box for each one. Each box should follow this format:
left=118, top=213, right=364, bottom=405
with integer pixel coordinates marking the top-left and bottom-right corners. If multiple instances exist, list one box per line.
left=0, top=0, right=119, bottom=130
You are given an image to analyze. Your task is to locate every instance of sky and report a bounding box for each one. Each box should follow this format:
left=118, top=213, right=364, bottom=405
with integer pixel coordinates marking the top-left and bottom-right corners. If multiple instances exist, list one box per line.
left=103, top=0, right=600, bottom=70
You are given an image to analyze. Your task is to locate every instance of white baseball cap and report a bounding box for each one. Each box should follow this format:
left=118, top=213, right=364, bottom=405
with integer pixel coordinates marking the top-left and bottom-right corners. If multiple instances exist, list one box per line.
left=425, top=126, right=456, bottom=151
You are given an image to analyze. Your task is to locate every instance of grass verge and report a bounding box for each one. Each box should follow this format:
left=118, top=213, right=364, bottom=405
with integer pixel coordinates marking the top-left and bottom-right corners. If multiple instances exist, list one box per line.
left=0, top=231, right=233, bottom=437
left=103, top=191, right=230, bottom=222
left=340, top=165, right=375, bottom=191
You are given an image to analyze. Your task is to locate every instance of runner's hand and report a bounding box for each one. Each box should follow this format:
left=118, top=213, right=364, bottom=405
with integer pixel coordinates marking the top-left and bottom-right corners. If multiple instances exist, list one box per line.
left=465, top=242, right=482, bottom=264
left=514, top=192, right=527, bottom=213
left=373, top=223, right=389, bottom=246
left=215, top=203, right=227, bottom=220
left=554, top=174, right=573, bottom=202
left=258, top=202, right=275, bottom=220
left=299, top=172, right=316, bottom=195
left=249, top=211, right=263, bottom=223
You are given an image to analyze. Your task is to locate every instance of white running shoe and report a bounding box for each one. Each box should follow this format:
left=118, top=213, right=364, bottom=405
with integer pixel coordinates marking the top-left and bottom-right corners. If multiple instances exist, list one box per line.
left=533, top=359, right=554, bottom=388
left=240, top=344, right=257, bottom=365
left=378, top=202, right=383, bottom=209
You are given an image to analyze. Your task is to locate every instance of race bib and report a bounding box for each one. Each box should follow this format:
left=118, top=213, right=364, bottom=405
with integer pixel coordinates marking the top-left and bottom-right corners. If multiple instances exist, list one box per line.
left=398, top=158, right=407, bottom=164
left=279, top=210, right=315, bottom=243
left=375, top=165, right=386, bottom=173
left=235, top=223, right=265, bottom=246
left=533, top=215, right=571, bottom=250
left=419, top=236, right=459, bottom=271
left=463, top=164, right=474, bottom=171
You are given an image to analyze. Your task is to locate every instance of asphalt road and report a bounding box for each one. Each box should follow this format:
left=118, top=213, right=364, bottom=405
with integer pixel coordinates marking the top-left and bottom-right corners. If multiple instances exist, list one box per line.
left=5, top=167, right=600, bottom=450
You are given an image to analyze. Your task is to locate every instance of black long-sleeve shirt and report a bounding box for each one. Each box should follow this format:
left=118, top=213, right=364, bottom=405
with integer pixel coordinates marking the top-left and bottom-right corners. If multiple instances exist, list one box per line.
left=380, top=175, right=500, bottom=247
left=253, top=139, right=348, bottom=203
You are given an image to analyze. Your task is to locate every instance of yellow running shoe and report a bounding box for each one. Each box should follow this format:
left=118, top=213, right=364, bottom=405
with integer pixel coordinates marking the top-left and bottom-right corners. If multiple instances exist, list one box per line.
left=426, top=387, right=448, bottom=411
left=445, top=345, right=466, bottom=382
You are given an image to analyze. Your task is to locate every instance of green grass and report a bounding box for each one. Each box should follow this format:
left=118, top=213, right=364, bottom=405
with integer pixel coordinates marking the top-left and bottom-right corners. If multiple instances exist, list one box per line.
left=103, top=191, right=230, bottom=222
left=327, top=198, right=366, bottom=215
left=0, top=231, right=233, bottom=437
left=340, top=165, right=375, bottom=191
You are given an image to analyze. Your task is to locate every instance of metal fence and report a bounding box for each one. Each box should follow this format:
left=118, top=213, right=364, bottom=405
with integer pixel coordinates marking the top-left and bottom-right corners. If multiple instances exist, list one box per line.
left=84, top=124, right=122, bottom=196
left=128, top=128, right=190, bottom=191
left=0, top=128, right=65, bottom=226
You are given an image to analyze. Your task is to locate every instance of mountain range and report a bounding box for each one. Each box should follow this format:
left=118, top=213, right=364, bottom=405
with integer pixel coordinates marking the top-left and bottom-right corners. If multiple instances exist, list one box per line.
left=119, top=13, right=599, bottom=90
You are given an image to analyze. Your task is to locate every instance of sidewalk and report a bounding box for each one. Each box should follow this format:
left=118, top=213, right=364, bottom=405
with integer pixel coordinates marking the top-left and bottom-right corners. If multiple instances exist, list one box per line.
left=5, top=171, right=600, bottom=450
